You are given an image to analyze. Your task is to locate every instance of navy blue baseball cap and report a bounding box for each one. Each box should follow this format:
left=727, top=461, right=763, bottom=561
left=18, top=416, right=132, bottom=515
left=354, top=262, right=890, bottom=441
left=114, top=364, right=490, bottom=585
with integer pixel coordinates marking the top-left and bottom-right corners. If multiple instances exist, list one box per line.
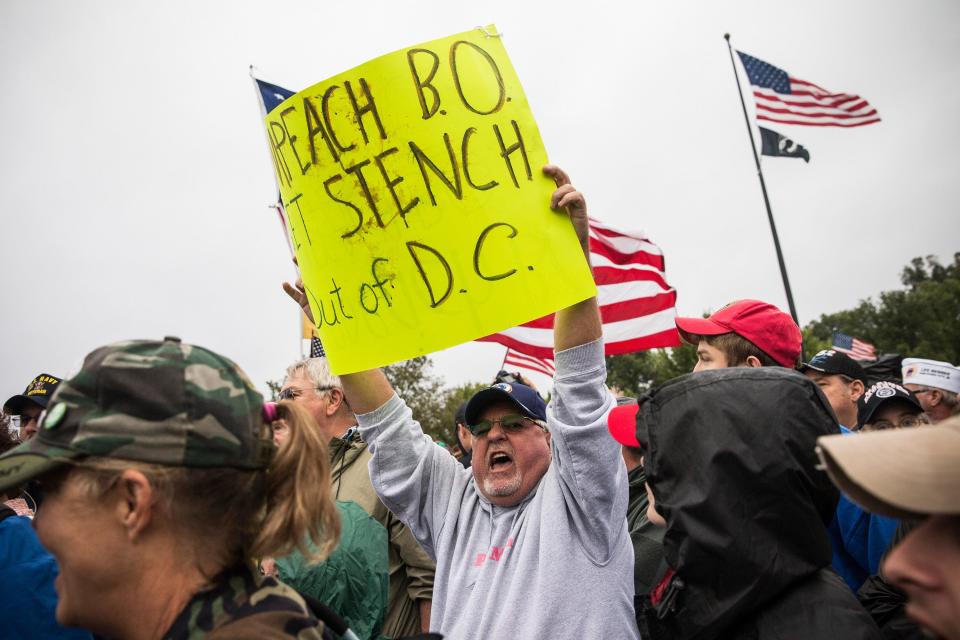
left=4, top=373, right=63, bottom=414
left=465, top=382, right=547, bottom=427
left=858, top=381, right=923, bottom=426
left=801, top=349, right=867, bottom=383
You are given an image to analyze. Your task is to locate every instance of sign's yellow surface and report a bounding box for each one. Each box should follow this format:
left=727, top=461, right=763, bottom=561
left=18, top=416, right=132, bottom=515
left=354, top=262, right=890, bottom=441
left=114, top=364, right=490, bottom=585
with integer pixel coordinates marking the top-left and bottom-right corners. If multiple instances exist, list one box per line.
left=264, top=25, right=595, bottom=373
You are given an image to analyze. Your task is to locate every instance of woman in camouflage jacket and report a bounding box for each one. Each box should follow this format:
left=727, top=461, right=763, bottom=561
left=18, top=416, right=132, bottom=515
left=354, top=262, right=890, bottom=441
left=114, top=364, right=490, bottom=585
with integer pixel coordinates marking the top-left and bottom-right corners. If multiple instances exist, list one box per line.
left=0, top=337, right=341, bottom=639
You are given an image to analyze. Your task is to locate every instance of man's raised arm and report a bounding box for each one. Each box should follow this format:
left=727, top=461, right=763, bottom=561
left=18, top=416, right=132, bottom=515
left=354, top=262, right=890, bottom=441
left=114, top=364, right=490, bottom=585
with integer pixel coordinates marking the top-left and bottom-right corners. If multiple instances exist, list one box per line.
left=543, top=164, right=603, bottom=353
left=540, top=166, right=625, bottom=563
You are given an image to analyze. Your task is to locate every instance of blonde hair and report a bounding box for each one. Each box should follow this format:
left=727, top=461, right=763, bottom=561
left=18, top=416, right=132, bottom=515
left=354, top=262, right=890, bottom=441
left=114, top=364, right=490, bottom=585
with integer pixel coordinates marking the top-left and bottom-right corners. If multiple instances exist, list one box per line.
left=69, top=400, right=339, bottom=569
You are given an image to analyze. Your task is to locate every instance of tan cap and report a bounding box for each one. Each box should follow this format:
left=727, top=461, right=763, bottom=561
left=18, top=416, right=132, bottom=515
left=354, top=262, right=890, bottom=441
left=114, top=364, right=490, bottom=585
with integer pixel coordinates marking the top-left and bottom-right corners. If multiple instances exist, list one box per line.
left=816, top=416, right=960, bottom=519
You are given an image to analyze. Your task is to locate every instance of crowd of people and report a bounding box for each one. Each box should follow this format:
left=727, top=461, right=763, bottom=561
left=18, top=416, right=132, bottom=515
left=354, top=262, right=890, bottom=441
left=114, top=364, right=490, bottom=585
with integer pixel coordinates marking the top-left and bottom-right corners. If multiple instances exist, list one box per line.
left=1, top=166, right=958, bottom=639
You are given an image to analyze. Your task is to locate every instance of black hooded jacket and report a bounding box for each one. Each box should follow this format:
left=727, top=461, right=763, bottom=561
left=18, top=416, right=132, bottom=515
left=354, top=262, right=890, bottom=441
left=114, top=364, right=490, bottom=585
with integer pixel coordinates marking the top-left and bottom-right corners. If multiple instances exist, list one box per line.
left=637, top=367, right=881, bottom=640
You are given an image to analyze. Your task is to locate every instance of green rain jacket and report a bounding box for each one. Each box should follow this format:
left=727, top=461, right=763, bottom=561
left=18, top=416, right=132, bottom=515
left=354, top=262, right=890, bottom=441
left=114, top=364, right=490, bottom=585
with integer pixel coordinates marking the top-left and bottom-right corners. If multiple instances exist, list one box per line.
left=276, top=500, right=388, bottom=640
left=327, top=432, right=435, bottom=638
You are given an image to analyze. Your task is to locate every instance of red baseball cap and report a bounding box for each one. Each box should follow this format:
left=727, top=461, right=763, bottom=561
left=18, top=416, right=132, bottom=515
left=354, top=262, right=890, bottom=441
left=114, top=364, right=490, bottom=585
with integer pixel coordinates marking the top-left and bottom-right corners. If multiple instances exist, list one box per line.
left=675, top=299, right=801, bottom=368
left=607, top=403, right=642, bottom=447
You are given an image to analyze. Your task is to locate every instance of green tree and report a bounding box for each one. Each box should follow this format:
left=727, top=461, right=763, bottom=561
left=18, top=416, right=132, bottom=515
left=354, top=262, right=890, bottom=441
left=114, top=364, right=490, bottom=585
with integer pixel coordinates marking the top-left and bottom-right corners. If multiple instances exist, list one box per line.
left=605, top=343, right=697, bottom=398
left=804, top=253, right=960, bottom=362
left=383, top=356, right=447, bottom=442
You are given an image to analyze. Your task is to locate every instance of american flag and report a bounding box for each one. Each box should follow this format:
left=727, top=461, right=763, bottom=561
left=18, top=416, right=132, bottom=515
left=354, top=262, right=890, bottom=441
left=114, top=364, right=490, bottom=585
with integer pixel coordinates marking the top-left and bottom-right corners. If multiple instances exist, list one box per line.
left=251, top=72, right=298, bottom=253
left=251, top=73, right=320, bottom=348
left=736, top=51, right=880, bottom=128
left=252, top=73, right=295, bottom=115
left=310, top=337, right=326, bottom=358
left=478, top=218, right=680, bottom=359
left=832, top=331, right=877, bottom=361
left=503, top=348, right=556, bottom=379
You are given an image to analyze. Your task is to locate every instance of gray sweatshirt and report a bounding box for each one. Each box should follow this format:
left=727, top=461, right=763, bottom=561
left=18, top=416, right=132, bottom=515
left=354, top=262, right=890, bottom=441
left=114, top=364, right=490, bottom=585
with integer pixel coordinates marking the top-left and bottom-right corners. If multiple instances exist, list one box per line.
left=356, top=339, right=640, bottom=639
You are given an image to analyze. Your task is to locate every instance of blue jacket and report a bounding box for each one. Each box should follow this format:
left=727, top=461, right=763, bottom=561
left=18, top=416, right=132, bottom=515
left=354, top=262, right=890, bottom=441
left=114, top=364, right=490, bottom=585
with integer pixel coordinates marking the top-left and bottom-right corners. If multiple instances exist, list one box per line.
left=0, top=513, right=93, bottom=639
left=828, top=427, right=899, bottom=591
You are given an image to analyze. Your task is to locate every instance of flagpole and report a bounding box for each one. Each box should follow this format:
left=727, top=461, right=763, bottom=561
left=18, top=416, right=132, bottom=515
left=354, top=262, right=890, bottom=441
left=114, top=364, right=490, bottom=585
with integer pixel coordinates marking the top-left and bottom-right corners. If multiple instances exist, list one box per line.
left=723, top=34, right=801, bottom=330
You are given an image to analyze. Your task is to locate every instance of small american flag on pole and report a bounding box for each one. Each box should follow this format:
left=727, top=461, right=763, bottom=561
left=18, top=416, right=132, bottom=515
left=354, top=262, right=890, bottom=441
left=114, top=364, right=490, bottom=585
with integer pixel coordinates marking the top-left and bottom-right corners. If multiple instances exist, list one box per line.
left=736, top=51, right=880, bottom=128
left=309, top=337, right=326, bottom=358
left=503, top=348, right=556, bottom=379
left=832, top=331, right=877, bottom=361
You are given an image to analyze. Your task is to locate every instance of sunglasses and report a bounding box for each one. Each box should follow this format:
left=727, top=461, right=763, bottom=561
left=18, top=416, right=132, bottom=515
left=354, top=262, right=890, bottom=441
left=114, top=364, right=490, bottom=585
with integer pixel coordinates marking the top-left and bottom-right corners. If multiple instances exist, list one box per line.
left=469, top=414, right=541, bottom=437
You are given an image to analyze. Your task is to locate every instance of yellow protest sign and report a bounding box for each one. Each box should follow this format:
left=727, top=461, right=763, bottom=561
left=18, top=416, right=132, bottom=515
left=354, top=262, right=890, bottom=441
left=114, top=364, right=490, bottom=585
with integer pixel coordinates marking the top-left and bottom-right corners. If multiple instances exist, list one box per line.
left=264, top=25, right=596, bottom=374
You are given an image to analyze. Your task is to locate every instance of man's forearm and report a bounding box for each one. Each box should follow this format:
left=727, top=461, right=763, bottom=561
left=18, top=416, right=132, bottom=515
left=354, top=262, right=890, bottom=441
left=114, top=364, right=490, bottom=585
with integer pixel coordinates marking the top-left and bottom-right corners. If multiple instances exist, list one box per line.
left=551, top=210, right=600, bottom=353
left=554, top=295, right=602, bottom=353
left=340, top=368, right=394, bottom=415
left=541, top=164, right=602, bottom=353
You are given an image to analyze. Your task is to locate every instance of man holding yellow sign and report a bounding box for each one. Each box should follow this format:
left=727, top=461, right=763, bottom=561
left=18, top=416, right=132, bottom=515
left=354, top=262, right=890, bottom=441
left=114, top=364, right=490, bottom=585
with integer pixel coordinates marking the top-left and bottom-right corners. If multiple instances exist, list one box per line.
left=284, top=165, right=640, bottom=639
left=264, top=26, right=597, bottom=375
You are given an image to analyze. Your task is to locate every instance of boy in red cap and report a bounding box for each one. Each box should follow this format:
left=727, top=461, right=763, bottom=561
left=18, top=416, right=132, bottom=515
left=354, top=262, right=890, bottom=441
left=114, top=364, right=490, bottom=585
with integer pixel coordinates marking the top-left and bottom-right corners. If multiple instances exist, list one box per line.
left=674, top=299, right=802, bottom=371
left=607, top=298, right=804, bottom=630
left=608, top=299, right=803, bottom=453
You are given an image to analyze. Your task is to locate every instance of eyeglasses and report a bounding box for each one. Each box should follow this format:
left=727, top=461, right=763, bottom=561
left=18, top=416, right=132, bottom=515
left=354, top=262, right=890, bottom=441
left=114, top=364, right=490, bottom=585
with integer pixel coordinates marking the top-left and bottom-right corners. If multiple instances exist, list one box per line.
left=277, top=385, right=336, bottom=401
left=16, top=413, right=42, bottom=427
left=863, top=414, right=931, bottom=431
left=469, top=414, right=543, bottom=437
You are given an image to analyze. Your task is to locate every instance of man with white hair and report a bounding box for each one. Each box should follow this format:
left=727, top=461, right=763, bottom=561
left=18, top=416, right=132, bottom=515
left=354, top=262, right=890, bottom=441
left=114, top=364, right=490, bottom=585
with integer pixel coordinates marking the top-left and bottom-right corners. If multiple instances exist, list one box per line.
left=901, top=357, right=960, bottom=423
left=283, top=165, right=640, bottom=639
left=279, top=357, right=436, bottom=638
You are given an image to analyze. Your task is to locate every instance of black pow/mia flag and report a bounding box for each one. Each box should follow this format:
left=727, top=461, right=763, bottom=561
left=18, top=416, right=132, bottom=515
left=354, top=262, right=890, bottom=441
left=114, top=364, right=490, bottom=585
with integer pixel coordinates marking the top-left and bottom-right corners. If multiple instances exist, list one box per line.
left=759, top=126, right=810, bottom=162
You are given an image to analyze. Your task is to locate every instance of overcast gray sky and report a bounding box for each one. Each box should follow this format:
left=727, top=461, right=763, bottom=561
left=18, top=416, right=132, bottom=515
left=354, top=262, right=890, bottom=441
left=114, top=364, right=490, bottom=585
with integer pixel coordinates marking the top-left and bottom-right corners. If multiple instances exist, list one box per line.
left=2, top=0, right=958, bottom=397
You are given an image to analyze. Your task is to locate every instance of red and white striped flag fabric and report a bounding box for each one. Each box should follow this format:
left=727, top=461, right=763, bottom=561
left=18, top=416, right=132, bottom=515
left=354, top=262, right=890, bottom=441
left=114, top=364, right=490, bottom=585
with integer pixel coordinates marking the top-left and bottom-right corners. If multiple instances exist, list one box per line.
left=478, top=218, right=680, bottom=360
left=737, top=51, right=880, bottom=128
left=503, top=348, right=556, bottom=378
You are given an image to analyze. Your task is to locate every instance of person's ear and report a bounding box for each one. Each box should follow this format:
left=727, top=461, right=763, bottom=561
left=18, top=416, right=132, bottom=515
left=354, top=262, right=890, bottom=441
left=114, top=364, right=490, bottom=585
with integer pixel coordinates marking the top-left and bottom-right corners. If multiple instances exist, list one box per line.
left=116, top=469, right=154, bottom=542
left=928, top=389, right=943, bottom=407
left=849, top=379, right=865, bottom=402
left=326, top=388, right=345, bottom=416
left=744, top=355, right=763, bottom=368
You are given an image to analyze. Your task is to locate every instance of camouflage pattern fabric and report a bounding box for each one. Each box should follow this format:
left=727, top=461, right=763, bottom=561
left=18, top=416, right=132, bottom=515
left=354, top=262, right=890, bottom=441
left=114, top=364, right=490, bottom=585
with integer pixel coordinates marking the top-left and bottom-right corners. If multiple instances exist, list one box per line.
left=0, top=337, right=275, bottom=493
left=162, top=564, right=331, bottom=639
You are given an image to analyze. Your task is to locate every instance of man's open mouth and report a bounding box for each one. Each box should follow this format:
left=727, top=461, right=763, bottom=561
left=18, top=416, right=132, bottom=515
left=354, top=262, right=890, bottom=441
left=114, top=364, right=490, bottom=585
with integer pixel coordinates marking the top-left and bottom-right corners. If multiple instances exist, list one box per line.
left=489, top=451, right=514, bottom=471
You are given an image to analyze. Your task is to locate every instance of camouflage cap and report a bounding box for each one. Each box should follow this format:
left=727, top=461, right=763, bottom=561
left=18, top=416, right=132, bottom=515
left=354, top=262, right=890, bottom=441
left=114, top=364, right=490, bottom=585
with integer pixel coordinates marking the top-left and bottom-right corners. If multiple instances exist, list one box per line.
left=0, top=337, right=275, bottom=493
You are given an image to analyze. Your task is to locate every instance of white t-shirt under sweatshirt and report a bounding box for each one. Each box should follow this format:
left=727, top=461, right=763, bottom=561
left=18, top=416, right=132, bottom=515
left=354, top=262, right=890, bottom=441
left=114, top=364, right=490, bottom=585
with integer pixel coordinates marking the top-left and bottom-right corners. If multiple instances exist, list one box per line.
left=356, top=339, right=640, bottom=639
